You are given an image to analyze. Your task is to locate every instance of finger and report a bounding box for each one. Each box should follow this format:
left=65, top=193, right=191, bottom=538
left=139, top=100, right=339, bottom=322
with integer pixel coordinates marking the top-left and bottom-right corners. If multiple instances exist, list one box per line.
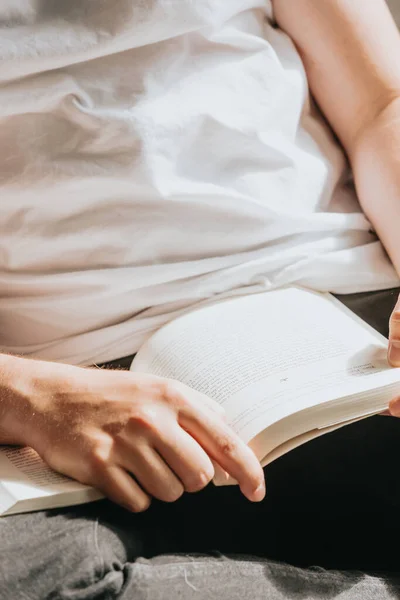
left=95, top=464, right=152, bottom=513
left=175, top=387, right=229, bottom=482
left=154, top=425, right=215, bottom=493
left=210, top=459, right=231, bottom=484
left=389, top=394, right=400, bottom=417
left=176, top=381, right=226, bottom=417
left=388, top=294, right=400, bottom=366
left=179, top=408, right=265, bottom=502
left=115, top=441, right=184, bottom=503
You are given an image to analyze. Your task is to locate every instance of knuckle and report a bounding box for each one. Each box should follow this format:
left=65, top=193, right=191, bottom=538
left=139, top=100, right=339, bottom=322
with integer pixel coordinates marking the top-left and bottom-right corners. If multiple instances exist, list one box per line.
left=217, top=436, right=237, bottom=459
left=129, top=408, right=159, bottom=433
left=391, top=310, right=400, bottom=324
left=88, top=447, right=110, bottom=471
left=160, top=379, right=178, bottom=399
left=161, top=379, right=187, bottom=409
left=185, top=468, right=214, bottom=493
left=161, top=483, right=185, bottom=503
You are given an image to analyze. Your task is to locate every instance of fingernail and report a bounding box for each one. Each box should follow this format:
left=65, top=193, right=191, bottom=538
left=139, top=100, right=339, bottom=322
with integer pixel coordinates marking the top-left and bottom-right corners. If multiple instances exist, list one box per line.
left=388, top=342, right=400, bottom=365
left=252, top=481, right=266, bottom=502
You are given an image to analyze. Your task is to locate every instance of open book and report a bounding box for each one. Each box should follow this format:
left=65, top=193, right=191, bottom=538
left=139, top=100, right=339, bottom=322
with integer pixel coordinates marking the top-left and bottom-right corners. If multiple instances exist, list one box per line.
left=1, top=287, right=399, bottom=516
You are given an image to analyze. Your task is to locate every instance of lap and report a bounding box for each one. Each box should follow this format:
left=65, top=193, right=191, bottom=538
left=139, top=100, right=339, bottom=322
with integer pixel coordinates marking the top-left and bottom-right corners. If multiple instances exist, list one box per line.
left=3, top=489, right=400, bottom=600
left=3, top=494, right=400, bottom=600
left=2, top=288, right=400, bottom=599
left=0, top=503, right=113, bottom=599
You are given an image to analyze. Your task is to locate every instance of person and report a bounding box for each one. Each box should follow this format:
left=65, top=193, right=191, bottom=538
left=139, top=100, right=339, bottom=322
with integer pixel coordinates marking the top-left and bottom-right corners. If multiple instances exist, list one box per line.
left=1, top=0, right=400, bottom=598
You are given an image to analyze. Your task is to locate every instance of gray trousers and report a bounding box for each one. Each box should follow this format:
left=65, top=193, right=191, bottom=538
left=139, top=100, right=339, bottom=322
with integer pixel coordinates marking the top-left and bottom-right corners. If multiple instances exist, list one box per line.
left=2, top=288, right=400, bottom=600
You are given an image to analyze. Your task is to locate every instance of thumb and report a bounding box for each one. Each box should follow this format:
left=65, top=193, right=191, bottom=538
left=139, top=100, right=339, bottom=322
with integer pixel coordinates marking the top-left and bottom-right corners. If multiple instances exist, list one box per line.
left=388, top=293, right=400, bottom=366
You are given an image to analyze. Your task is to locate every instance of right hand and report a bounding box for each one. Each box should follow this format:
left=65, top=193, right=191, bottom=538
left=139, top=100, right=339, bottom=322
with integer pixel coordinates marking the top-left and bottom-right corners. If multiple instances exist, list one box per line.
left=2, top=356, right=265, bottom=512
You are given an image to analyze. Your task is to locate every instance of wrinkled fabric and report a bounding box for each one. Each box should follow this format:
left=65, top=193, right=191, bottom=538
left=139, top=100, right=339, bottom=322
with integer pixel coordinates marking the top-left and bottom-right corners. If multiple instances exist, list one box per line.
left=2, top=503, right=400, bottom=600
left=0, top=0, right=398, bottom=365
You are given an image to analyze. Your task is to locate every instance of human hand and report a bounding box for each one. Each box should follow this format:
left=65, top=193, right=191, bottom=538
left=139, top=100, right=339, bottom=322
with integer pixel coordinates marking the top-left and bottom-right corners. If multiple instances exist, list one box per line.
left=2, top=356, right=265, bottom=512
left=387, top=295, right=400, bottom=415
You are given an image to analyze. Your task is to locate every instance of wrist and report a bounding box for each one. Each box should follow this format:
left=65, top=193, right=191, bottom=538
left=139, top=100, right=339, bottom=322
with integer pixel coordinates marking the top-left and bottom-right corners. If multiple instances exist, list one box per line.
left=0, top=354, right=41, bottom=446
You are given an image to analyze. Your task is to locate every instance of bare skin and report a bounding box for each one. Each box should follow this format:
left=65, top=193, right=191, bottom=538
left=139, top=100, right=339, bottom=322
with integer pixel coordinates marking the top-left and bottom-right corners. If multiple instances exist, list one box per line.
left=0, top=354, right=265, bottom=511
left=2, top=0, right=400, bottom=511
left=274, top=0, right=400, bottom=399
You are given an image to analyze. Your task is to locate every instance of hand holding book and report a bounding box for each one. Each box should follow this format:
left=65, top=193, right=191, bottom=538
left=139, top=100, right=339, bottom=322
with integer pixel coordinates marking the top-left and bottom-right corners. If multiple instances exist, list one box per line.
left=0, top=354, right=264, bottom=516
left=388, top=293, right=400, bottom=367
left=386, top=292, right=400, bottom=414
left=1, top=287, right=400, bottom=516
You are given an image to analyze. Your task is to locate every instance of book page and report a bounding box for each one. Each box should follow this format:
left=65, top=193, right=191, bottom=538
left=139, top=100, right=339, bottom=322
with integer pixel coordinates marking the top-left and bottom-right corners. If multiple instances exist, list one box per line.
left=131, top=288, right=400, bottom=444
left=0, top=446, right=99, bottom=504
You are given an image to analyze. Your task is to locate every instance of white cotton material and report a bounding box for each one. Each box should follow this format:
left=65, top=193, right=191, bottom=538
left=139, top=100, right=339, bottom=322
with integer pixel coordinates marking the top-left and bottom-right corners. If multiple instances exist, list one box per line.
left=0, top=0, right=398, bottom=365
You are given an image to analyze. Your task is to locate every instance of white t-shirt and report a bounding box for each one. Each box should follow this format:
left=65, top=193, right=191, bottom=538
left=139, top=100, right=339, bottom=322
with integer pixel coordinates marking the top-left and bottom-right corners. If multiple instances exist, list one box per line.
left=0, top=0, right=398, bottom=365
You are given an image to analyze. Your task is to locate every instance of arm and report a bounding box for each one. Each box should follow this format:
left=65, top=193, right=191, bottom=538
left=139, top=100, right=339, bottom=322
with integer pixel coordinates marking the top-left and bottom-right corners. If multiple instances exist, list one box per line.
left=274, top=0, right=400, bottom=272
left=0, top=354, right=34, bottom=446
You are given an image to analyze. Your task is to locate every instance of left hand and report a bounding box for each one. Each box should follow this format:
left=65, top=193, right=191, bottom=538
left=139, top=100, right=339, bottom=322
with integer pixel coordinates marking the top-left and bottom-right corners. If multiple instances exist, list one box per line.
left=387, top=293, right=400, bottom=415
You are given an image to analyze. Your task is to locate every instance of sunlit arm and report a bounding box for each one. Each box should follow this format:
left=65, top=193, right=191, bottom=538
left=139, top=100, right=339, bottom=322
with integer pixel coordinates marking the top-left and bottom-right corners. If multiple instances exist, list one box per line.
left=275, top=0, right=400, bottom=274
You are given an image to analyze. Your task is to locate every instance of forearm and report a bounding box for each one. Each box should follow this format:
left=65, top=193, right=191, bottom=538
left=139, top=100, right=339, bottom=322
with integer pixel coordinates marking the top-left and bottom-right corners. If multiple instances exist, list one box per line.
left=274, top=0, right=400, bottom=153
left=0, top=353, right=36, bottom=445
left=351, top=97, right=400, bottom=273
left=274, top=0, right=400, bottom=275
